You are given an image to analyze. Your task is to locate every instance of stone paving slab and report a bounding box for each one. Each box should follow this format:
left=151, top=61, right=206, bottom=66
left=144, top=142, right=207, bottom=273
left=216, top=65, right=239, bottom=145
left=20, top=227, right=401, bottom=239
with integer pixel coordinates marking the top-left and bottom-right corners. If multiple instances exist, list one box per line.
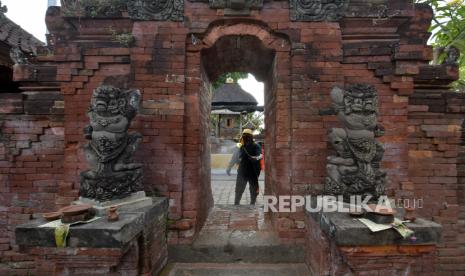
left=193, top=229, right=280, bottom=249
left=211, top=172, right=265, bottom=205
left=161, top=263, right=311, bottom=276
left=201, top=205, right=272, bottom=232
left=168, top=205, right=305, bottom=264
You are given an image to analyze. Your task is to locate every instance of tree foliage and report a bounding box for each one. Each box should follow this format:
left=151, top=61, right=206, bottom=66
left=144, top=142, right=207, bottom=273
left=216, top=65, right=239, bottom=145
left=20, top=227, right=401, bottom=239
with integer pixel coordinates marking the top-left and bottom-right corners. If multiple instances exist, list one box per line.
left=415, top=0, right=465, bottom=90
left=212, top=72, right=248, bottom=89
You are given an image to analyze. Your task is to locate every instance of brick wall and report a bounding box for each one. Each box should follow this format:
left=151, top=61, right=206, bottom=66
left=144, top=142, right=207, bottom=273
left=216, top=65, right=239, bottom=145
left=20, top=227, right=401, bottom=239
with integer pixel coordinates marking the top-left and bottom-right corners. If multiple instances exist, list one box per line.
left=305, top=213, right=437, bottom=275
left=131, top=21, right=187, bottom=212
left=409, top=91, right=465, bottom=272
left=0, top=92, right=64, bottom=274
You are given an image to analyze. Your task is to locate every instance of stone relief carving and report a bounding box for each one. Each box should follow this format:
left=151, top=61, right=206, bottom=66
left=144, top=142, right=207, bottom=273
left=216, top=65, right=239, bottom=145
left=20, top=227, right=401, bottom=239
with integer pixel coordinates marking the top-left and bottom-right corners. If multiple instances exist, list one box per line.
left=189, top=0, right=264, bottom=11
left=290, top=0, right=349, bottom=21
left=10, top=48, right=29, bottom=65
left=127, top=0, right=184, bottom=21
left=444, top=46, right=460, bottom=65
left=433, top=46, right=460, bottom=66
left=325, top=84, right=386, bottom=201
left=80, top=85, right=144, bottom=201
left=209, top=0, right=264, bottom=9
left=0, top=1, right=7, bottom=14
left=61, top=0, right=125, bottom=17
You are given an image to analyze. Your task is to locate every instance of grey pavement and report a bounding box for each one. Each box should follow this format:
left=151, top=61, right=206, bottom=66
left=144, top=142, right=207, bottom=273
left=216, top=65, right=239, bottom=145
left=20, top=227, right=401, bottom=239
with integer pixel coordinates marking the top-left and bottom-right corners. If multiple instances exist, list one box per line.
left=211, top=169, right=265, bottom=205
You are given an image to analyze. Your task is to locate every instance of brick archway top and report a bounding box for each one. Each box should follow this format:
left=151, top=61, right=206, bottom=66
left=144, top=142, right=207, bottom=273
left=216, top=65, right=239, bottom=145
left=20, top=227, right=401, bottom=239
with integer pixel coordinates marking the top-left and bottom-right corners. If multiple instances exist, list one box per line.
left=199, top=20, right=291, bottom=82
left=201, top=35, right=275, bottom=82
left=201, top=20, right=291, bottom=52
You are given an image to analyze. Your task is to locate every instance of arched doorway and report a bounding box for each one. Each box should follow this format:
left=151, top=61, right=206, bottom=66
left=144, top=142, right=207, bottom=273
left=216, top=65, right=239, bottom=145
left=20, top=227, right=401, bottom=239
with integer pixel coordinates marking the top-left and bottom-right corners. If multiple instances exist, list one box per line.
left=183, top=20, right=292, bottom=235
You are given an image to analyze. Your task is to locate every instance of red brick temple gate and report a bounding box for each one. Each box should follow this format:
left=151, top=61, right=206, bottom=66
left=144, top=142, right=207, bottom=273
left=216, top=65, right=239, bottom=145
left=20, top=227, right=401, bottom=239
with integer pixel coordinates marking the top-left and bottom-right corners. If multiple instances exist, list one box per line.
left=1, top=0, right=464, bottom=275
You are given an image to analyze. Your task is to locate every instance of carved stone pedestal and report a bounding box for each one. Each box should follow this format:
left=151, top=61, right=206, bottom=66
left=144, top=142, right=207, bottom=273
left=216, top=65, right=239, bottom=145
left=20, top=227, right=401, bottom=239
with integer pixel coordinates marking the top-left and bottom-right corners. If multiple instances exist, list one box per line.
left=76, top=191, right=154, bottom=216
left=305, top=209, right=442, bottom=275
left=16, top=198, right=168, bottom=275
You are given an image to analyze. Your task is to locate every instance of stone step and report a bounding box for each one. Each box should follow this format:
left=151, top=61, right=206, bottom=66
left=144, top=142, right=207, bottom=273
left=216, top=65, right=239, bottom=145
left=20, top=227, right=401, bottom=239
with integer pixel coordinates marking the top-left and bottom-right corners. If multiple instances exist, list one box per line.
left=168, top=230, right=305, bottom=263
left=160, top=263, right=312, bottom=276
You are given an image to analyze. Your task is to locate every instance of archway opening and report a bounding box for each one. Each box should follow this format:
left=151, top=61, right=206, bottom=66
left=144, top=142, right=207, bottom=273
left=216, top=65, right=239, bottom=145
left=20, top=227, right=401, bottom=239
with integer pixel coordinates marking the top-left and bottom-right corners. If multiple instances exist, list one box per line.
left=199, top=34, right=278, bottom=231
left=210, top=72, right=265, bottom=205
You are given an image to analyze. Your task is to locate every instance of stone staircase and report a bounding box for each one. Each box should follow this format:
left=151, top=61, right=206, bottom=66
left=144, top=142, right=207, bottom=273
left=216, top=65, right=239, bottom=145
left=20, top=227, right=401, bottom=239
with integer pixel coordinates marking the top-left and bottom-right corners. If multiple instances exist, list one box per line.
left=160, top=263, right=310, bottom=276
left=168, top=228, right=306, bottom=263
left=162, top=204, right=310, bottom=275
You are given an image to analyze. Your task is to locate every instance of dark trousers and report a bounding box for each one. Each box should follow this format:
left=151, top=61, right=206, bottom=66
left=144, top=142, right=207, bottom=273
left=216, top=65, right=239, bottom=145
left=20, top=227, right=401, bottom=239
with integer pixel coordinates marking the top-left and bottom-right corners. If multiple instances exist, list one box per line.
left=234, top=173, right=259, bottom=205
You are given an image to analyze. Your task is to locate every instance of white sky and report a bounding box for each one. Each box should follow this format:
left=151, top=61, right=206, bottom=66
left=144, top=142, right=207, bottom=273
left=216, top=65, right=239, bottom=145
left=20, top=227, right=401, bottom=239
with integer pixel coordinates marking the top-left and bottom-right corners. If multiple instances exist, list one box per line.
left=2, top=0, right=56, bottom=42
left=238, top=74, right=265, bottom=106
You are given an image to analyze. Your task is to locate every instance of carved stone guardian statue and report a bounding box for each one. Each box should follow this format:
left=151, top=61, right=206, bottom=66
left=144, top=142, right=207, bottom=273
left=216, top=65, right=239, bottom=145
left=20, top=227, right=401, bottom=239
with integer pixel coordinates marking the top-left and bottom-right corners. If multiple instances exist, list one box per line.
left=325, top=84, right=386, bottom=201
left=80, top=85, right=144, bottom=201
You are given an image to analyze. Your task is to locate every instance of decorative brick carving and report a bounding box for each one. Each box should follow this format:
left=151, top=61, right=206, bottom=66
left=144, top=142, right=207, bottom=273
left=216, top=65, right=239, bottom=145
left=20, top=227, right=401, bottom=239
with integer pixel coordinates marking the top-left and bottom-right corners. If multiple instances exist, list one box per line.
left=290, top=0, right=349, bottom=21
left=127, top=0, right=184, bottom=21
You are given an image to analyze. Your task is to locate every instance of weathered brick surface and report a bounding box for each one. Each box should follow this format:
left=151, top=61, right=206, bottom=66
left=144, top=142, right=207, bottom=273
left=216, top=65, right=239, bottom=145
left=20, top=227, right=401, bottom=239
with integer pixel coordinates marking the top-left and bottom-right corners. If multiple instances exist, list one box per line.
left=305, top=213, right=438, bottom=275
left=0, top=92, right=64, bottom=275
left=17, top=242, right=139, bottom=275
left=409, top=92, right=465, bottom=273
left=0, top=0, right=464, bottom=274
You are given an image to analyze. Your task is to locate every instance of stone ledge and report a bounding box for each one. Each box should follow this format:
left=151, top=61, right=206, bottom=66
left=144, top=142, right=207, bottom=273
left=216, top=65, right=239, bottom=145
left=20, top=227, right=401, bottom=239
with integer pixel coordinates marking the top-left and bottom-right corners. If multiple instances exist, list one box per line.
left=306, top=209, right=442, bottom=246
left=16, top=197, right=167, bottom=249
left=76, top=191, right=154, bottom=216
left=169, top=230, right=305, bottom=263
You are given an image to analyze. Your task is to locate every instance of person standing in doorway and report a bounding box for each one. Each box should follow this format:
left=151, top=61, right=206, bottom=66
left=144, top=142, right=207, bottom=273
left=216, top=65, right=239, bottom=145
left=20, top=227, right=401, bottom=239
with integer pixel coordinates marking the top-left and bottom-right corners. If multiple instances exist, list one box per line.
left=226, top=129, right=262, bottom=205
